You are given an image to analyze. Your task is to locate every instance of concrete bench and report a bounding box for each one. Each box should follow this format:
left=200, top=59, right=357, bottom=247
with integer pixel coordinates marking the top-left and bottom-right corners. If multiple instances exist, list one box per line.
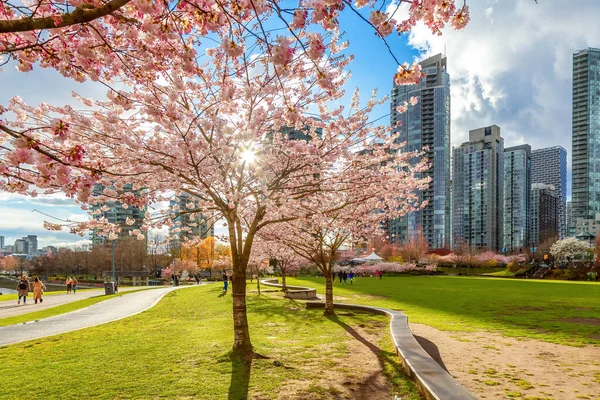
left=306, top=301, right=477, bottom=400
left=260, top=279, right=318, bottom=300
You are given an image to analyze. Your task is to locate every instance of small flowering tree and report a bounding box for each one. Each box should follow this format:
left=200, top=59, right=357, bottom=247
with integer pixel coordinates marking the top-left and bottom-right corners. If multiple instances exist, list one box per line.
left=252, top=238, right=302, bottom=291
left=160, top=266, right=173, bottom=280
left=550, top=238, right=591, bottom=262
left=262, top=155, right=430, bottom=315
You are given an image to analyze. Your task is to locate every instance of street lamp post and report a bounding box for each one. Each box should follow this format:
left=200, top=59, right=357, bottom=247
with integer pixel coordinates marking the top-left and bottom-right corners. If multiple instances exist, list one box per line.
left=173, top=257, right=178, bottom=286
left=111, top=240, right=115, bottom=283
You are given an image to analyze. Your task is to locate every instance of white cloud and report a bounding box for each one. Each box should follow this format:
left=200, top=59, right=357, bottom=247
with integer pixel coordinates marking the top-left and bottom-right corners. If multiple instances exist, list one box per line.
left=402, top=0, right=600, bottom=173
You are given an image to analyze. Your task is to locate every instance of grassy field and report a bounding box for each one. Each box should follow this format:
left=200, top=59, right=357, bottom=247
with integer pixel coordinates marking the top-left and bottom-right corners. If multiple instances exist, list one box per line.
left=0, top=284, right=419, bottom=400
left=287, top=275, right=600, bottom=346
left=0, top=288, right=155, bottom=327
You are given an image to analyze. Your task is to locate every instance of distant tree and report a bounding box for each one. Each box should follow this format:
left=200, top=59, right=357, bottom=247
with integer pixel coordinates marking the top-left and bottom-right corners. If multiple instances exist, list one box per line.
left=252, top=238, right=302, bottom=291
left=400, top=232, right=428, bottom=263
left=1, top=256, right=19, bottom=275
left=550, top=238, right=590, bottom=262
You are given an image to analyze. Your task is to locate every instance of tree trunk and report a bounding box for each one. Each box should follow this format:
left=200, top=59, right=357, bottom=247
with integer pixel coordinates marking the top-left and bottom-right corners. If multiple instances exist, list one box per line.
left=232, top=263, right=252, bottom=358
left=324, top=270, right=334, bottom=315
left=281, top=272, right=287, bottom=292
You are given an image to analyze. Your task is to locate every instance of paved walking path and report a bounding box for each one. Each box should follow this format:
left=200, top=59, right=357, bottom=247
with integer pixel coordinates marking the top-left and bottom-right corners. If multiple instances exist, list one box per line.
left=0, top=286, right=148, bottom=319
left=0, top=285, right=195, bottom=346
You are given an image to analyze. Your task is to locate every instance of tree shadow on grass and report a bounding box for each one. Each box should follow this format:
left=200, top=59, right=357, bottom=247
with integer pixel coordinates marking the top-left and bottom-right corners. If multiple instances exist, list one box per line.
left=327, top=313, right=419, bottom=399
left=228, top=355, right=252, bottom=400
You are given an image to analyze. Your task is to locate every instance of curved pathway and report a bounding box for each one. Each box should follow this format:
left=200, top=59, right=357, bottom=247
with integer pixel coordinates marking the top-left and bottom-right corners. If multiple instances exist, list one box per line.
left=0, top=285, right=194, bottom=346
left=0, top=286, right=147, bottom=319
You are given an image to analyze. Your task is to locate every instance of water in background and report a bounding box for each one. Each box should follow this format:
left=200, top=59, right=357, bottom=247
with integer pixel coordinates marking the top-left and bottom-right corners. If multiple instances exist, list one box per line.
left=0, top=287, right=17, bottom=294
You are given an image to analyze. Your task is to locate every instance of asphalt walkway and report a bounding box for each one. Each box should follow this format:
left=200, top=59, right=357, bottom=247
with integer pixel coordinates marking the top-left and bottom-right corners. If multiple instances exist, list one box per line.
left=0, top=286, right=147, bottom=319
left=0, top=285, right=194, bottom=346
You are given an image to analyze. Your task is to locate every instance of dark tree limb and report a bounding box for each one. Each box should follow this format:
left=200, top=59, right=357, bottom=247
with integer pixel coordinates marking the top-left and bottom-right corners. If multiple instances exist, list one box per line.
left=0, top=0, right=133, bottom=34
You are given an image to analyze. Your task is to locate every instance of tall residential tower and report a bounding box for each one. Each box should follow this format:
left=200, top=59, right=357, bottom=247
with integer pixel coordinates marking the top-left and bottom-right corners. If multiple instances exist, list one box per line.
left=531, top=146, right=567, bottom=239
left=389, top=54, right=451, bottom=248
left=503, top=145, right=531, bottom=252
left=452, top=125, right=504, bottom=251
left=572, top=48, right=600, bottom=224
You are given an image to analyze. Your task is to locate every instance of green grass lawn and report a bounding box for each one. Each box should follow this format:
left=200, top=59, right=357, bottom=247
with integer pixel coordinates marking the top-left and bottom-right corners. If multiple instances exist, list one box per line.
left=287, top=275, right=600, bottom=346
left=0, top=285, right=419, bottom=400
left=0, top=288, right=155, bottom=327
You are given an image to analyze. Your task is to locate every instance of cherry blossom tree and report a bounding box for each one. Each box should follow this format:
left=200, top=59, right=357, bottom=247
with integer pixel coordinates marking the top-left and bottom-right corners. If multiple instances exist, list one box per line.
left=0, top=0, right=475, bottom=360
left=252, top=237, right=302, bottom=291
left=400, top=231, right=428, bottom=262
left=550, top=238, right=591, bottom=261
left=260, top=155, right=430, bottom=315
left=1, top=256, right=19, bottom=274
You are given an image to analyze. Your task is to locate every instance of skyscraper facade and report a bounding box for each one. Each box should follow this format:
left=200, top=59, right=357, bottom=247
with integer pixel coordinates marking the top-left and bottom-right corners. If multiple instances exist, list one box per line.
left=572, top=48, right=600, bottom=223
left=452, top=125, right=504, bottom=251
left=389, top=53, right=451, bottom=249
left=566, top=201, right=574, bottom=237
left=503, top=145, right=531, bottom=252
left=530, top=183, right=559, bottom=247
left=0, top=235, right=4, bottom=249
left=91, top=184, right=146, bottom=244
left=169, top=192, right=214, bottom=249
left=531, top=146, right=567, bottom=239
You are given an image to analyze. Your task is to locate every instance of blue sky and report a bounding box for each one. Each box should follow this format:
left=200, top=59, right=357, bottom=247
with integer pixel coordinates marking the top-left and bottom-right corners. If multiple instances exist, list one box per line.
left=2, top=0, right=600, bottom=247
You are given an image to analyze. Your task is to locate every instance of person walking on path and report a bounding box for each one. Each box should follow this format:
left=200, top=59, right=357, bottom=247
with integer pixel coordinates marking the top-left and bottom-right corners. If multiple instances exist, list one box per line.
left=342, top=271, right=348, bottom=285
left=222, top=271, right=229, bottom=292
left=338, top=271, right=343, bottom=284
left=66, top=277, right=72, bottom=294
left=71, top=277, right=78, bottom=294
left=32, top=277, right=46, bottom=304
left=16, top=275, right=30, bottom=305
left=348, top=272, right=354, bottom=285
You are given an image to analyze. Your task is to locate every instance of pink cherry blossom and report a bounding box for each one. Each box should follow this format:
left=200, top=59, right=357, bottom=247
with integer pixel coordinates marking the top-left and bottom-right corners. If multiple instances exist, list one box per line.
left=396, top=102, right=408, bottom=113
left=271, top=36, right=295, bottom=66
left=290, top=9, right=308, bottom=30
left=307, top=33, right=325, bottom=61
left=394, top=62, right=423, bottom=85
left=221, top=39, right=245, bottom=58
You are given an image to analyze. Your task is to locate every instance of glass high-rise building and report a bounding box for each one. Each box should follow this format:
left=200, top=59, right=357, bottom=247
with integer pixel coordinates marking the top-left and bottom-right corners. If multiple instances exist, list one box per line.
left=388, top=54, right=451, bottom=249
left=452, top=125, right=504, bottom=251
left=169, top=192, right=214, bottom=249
left=572, top=48, right=600, bottom=223
left=503, top=145, right=531, bottom=252
left=566, top=201, right=574, bottom=237
left=530, top=183, right=559, bottom=247
left=91, top=184, right=146, bottom=244
left=531, top=146, right=567, bottom=239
